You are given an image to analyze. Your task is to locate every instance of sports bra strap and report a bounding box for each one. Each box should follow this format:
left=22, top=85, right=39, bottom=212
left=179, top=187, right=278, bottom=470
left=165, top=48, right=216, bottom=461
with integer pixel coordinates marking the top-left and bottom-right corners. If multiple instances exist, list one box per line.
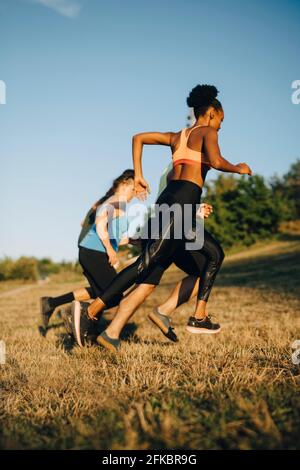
left=186, top=124, right=206, bottom=138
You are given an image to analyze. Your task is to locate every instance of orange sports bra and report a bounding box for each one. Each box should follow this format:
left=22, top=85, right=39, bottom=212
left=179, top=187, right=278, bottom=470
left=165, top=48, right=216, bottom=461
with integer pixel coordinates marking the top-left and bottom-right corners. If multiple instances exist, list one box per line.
left=172, top=125, right=211, bottom=168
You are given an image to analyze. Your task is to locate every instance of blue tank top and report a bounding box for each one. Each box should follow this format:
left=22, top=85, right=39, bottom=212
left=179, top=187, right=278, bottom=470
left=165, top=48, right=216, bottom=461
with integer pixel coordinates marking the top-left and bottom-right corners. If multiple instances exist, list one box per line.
left=79, top=209, right=129, bottom=253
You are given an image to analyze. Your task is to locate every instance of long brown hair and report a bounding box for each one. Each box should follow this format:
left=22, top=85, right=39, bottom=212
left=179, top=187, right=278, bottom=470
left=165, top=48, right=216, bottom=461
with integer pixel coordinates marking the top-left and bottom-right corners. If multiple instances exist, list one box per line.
left=94, top=169, right=135, bottom=209
left=78, top=169, right=135, bottom=245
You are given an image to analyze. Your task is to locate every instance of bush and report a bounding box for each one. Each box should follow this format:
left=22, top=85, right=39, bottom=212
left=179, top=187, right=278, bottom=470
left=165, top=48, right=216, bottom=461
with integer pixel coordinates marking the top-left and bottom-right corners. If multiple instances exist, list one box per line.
left=0, top=257, right=78, bottom=282
left=10, top=257, right=39, bottom=281
left=37, top=258, right=60, bottom=278
left=0, top=257, right=14, bottom=281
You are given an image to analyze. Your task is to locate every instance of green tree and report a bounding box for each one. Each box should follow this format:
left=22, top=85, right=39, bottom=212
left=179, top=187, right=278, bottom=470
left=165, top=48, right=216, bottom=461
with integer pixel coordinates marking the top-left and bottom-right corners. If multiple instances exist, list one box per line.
left=204, top=175, right=283, bottom=247
left=283, top=159, right=300, bottom=218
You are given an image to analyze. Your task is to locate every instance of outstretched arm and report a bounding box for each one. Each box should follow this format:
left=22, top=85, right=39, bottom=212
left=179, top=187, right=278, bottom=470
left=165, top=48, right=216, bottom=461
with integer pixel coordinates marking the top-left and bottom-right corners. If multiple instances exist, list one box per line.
left=204, top=128, right=252, bottom=175
left=132, top=132, right=174, bottom=199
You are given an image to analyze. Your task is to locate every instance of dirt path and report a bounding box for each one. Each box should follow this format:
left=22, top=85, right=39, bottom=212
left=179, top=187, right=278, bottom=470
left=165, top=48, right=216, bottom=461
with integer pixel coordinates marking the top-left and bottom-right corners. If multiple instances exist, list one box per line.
left=0, top=279, right=49, bottom=299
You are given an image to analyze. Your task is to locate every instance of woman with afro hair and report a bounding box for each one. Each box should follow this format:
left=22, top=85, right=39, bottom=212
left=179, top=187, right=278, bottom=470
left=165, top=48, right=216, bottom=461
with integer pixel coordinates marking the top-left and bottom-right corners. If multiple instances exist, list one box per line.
left=72, top=84, right=252, bottom=350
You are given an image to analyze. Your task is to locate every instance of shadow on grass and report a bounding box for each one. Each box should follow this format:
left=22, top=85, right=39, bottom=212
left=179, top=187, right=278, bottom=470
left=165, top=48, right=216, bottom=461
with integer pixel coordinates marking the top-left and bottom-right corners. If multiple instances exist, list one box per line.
left=38, top=322, right=65, bottom=338
left=94, top=316, right=138, bottom=341
left=129, top=337, right=175, bottom=347
left=55, top=332, right=76, bottom=352
left=217, top=247, right=300, bottom=295
left=277, top=232, right=300, bottom=242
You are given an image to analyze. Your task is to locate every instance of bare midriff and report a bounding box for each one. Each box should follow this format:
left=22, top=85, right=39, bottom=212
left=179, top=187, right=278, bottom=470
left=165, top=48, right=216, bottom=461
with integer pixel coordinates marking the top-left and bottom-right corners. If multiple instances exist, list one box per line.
left=170, top=128, right=210, bottom=188
left=170, top=162, right=210, bottom=188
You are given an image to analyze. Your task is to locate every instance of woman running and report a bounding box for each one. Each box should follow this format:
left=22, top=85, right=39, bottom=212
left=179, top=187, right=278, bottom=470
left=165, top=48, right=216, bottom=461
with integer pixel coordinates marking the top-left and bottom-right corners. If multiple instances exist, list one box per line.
left=72, top=84, right=252, bottom=348
left=91, top=166, right=215, bottom=350
left=94, top=202, right=213, bottom=351
left=39, top=169, right=136, bottom=338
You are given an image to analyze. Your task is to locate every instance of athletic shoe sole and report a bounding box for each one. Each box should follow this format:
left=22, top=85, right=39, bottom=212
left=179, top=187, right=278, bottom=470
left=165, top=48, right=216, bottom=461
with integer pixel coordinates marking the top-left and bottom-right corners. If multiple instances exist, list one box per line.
left=71, top=300, right=84, bottom=347
left=186, top=325, right=221, bottom=334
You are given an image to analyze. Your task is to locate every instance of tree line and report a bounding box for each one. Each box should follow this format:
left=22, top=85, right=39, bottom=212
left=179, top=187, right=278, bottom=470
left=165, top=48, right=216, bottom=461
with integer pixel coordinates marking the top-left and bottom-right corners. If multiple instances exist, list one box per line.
left=1, top=160, right=298, bottom=281
left=203, top=159, right=299, bottom=247
left=0, top=257, right=78, bottom=282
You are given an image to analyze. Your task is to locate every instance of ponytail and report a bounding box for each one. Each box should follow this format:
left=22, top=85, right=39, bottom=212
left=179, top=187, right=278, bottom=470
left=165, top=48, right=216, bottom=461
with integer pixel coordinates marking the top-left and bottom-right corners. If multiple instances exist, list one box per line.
left=94, top=168, right=135, bottom=210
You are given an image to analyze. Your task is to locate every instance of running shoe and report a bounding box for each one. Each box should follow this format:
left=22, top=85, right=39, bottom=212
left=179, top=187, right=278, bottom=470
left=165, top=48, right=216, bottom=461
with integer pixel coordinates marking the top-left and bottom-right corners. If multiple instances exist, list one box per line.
left=97, top=331, right=121, bottom=352
left=148, top=308, right=178, bottom=342
left=39, top=296, right=55, bottom=329
left=61, top=308, right=73, bottom=336
left=186, top=315, right=221, bottom=334
left=71, top=301, right=94, bottom=347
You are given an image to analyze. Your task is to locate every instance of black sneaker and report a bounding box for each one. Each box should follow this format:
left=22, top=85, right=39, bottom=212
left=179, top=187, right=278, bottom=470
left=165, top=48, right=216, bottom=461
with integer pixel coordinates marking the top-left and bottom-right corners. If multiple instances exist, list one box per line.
left=71, top=300, right=94, bottom=347
left=61, top=308, right=73, bottom=336
left=148, top=308, right=178, bottom=342
left=186, top=315, right=221, bottom=334
left=39, top=297, right=55, bottom=329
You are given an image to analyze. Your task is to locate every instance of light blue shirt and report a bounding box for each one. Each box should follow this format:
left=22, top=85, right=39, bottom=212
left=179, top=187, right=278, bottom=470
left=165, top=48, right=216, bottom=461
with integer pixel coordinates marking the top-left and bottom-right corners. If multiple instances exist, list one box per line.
left=79, top=205, right=129, bottom=253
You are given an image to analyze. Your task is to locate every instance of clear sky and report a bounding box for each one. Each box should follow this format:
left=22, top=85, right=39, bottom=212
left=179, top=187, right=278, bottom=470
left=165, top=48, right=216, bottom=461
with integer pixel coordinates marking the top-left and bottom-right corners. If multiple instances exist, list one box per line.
left=0, top=0, right=299, bottom=261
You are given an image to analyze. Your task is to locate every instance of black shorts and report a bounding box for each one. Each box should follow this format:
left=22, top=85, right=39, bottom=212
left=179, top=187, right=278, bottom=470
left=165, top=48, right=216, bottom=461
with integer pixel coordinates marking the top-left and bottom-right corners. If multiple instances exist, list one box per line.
left=78, top=246, right=123, bottom=308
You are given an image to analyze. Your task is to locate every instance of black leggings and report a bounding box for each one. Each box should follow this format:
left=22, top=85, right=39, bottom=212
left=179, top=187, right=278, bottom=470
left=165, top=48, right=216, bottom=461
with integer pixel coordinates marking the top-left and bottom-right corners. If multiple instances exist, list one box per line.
left=78, top=246, right=123, bottom=308
left=100, top=180, right=224, bottom=305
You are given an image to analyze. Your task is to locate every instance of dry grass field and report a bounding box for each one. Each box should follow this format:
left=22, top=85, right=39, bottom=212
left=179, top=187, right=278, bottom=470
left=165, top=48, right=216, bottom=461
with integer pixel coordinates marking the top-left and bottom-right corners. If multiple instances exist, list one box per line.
left=0, top=238, right=300, bottom=450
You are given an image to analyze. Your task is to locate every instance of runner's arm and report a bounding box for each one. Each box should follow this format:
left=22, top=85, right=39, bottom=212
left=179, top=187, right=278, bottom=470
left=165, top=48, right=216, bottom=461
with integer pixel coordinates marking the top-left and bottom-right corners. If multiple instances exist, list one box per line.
left=132, top=132, right=174, bottom=178
left=204, top=128, right=249, bottom=174
left=95, top=211, right=115, bottom=253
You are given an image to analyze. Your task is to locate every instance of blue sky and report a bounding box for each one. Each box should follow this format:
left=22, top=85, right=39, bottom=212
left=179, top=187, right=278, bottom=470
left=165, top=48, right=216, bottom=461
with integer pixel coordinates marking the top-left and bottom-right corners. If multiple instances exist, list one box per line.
left=0, top=0, right=299, bottom=261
